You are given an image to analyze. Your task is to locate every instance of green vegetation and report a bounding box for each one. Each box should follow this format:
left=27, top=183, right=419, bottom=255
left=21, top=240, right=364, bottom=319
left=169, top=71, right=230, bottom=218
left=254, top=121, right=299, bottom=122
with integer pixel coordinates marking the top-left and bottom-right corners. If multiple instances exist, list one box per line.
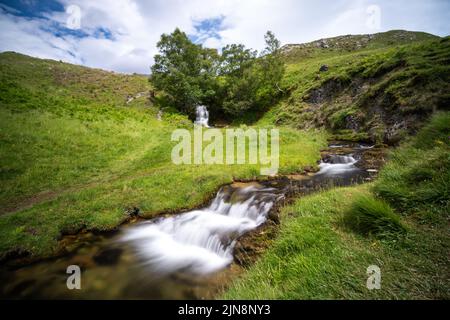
left=0, top=52, right=326, bottom=259
left=374, top=112, right=450, bottom=222
left=258, top=31, right=450, bottom=144
left=224, top=112, right=450, bottom=299
left=343, top=194, right=406, bottom=238
left=151, top=29, right=284, bottom=118
left=0, top=29, right=448, bottom=300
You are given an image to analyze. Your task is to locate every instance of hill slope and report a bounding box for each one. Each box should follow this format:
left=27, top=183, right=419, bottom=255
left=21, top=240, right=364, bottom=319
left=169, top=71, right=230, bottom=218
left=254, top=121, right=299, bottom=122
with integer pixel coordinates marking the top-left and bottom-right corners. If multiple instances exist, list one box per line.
left=281, top=30, right=438, bottom=62
left=260, top=30, right=450, bottom=144
left=0, top=30, right=448, bottom=299
left=0, top=51, right=326, bottom=259
left=0, top=30, right=448, bottom=259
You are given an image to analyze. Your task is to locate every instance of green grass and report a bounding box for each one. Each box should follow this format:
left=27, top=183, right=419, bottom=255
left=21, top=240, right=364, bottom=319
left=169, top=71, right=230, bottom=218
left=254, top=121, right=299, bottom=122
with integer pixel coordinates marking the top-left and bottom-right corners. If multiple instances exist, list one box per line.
left=0, top=109, right=169, bottom=207
left=281, top=30, right=437, bottom=64
left=373, top=112, right=450, bottom=222
left=343, top=194, right=407, bottom=238
left=0, top=119, right=326, bottom=258
left=0, top=52, right=327, bottom=259
left=223, top=112, right=450, bottom=299
left=222, top=185, right=449, bottom=299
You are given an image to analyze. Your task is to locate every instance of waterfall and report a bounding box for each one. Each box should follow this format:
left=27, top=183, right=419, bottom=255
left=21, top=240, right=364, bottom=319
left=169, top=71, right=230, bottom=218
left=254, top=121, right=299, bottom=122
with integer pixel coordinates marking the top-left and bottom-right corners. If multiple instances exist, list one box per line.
left=194, top=105, right=210, bottom=127
left=120, top=184, right=278, bottom=275
left=316, top=154, right=359, bottom=175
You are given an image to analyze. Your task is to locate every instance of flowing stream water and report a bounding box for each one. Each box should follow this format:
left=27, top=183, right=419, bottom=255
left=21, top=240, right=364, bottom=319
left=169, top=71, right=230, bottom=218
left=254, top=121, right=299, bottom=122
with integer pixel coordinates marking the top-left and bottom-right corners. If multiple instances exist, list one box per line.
left=0, top=142, right=382, bottom=299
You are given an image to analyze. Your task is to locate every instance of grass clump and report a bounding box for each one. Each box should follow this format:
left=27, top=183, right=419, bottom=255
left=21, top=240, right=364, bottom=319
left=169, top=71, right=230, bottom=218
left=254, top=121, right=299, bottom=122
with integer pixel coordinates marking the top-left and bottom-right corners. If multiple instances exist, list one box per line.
left=343, top=194, right=407, bottom=238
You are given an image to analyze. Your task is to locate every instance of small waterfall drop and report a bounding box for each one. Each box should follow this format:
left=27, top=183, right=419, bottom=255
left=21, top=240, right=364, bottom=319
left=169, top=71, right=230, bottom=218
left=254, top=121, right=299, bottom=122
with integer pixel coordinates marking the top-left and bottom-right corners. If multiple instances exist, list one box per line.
left=194, top=105, right=210, bottom=127
left=316, top=154, right=358, bottom=175
left=120, top=184, right=279, bottom=275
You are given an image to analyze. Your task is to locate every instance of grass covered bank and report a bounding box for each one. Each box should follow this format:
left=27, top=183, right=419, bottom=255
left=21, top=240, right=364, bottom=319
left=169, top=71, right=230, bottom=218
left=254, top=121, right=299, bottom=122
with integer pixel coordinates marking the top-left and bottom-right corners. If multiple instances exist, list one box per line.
left=223, top=112, right=450, bottom=299
left=0, top=106, right=326, bottom=260
left=0, top=52, right=327, bottom=260
left=223, top=184, right=449, bottom=299
left=0, top=52, right=327, bottom=261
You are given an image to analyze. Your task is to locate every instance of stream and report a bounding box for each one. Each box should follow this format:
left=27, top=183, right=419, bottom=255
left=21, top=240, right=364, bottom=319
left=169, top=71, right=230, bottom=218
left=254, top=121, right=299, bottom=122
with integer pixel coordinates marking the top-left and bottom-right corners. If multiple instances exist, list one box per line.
left=0, top=142, right=384, bottom=299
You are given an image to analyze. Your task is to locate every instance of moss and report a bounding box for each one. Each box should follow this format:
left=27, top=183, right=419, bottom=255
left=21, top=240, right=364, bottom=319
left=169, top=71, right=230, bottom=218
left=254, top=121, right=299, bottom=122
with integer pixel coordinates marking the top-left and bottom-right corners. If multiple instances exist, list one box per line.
left=331, top=129, right=369, bottom=142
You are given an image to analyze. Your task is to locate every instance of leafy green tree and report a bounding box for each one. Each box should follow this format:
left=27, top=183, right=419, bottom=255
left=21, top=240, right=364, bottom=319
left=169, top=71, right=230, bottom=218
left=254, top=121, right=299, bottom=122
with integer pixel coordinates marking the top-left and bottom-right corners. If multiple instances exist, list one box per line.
left=198, top=47, right=222, bottom=114
left=151, top=28, right=214, bottom=113
left=262, top=31, right=281, bottom=55
left=150, top=29, right=284, bottom=119
left=220, top=31, right=285, bottom=117
left=254, top=31, right=285, bottom=107
left=217, top=44, right=257, bottom=116
left=219, top=44, right=257, bottom=77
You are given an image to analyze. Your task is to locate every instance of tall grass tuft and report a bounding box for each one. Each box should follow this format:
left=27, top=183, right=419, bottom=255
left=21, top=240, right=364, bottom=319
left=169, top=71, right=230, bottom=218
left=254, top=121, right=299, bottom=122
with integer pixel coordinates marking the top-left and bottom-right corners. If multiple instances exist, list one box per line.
left=344, top=194, right=407, bottom=238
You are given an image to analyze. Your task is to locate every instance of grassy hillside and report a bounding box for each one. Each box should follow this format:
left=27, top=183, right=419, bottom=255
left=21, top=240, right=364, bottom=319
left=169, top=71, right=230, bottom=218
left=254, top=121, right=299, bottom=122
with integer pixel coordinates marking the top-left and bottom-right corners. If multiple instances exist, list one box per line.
left=0, top=30, right=448, bottom=300
left=0, top=52, right=326, bottom=259
left=223, top=112, right=450, bottom=299
left=280, top=30, right=438, bottom=62
left=0, top=51, right=159, bottom=209
left=259, top=30, right=450, bottom=144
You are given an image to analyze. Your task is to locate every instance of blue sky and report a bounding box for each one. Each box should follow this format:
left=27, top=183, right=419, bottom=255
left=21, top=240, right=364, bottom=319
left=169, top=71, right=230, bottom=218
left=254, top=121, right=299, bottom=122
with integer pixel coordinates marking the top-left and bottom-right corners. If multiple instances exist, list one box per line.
left=190, top=15, right=226, bottom=44
left=0, top=0, right=448, bottom=73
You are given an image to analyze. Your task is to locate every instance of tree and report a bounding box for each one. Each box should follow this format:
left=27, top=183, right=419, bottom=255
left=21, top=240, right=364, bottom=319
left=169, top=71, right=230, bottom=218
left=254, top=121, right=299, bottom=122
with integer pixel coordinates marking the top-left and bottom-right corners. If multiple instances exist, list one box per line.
left=198, top=47, right=222, bottom=113
left=150, top=29, right=285, bottom=119
left=262, top=31, right=281, bottom=56
left=219, top=44, right=257, bottom=77
left=254, top=31, right=285, bottom=108
left=220, top=31, right=285, bottom=117
left=151, top=28, right=214, bottom=113
left=217, top=44, right=258, bottom=116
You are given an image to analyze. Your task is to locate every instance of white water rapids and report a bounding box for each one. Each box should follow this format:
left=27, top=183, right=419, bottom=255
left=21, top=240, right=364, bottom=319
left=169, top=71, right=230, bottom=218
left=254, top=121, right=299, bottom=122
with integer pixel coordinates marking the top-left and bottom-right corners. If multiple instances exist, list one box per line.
left=120, top=184, right=279, bottom=275
left=119, top=154, right=362, bottom=276
left=316, top=154, right=358, bottom=176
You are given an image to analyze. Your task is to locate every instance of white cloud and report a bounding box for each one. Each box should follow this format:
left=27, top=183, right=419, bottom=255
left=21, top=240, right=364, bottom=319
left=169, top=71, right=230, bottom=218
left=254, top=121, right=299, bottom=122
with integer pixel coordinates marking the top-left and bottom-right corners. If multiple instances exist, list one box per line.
left=0, top=0, right=448, bottom=74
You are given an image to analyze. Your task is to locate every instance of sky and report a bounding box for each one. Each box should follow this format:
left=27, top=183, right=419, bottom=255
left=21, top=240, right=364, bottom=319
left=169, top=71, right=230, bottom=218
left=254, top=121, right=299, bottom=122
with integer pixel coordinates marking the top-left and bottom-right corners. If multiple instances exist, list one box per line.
left=0, top=0, right=448, bottom=74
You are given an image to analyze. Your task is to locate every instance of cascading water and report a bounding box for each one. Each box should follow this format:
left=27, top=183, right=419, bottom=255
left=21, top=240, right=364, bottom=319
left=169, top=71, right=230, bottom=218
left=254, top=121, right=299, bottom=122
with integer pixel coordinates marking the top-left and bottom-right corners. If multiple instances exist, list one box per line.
left=0, top=143, right=380, bottom=299
left=316, top=154, right=359, bottom=176
left=194, top=105, right=209, bottom=127
left=120, top=184, right=279, bottom=275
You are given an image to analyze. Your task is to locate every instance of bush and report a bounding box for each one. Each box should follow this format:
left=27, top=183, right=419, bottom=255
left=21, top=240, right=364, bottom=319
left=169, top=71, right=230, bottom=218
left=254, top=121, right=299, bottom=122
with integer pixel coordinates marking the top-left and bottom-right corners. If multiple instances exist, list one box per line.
left=344, top=194, right=407, bottom=238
